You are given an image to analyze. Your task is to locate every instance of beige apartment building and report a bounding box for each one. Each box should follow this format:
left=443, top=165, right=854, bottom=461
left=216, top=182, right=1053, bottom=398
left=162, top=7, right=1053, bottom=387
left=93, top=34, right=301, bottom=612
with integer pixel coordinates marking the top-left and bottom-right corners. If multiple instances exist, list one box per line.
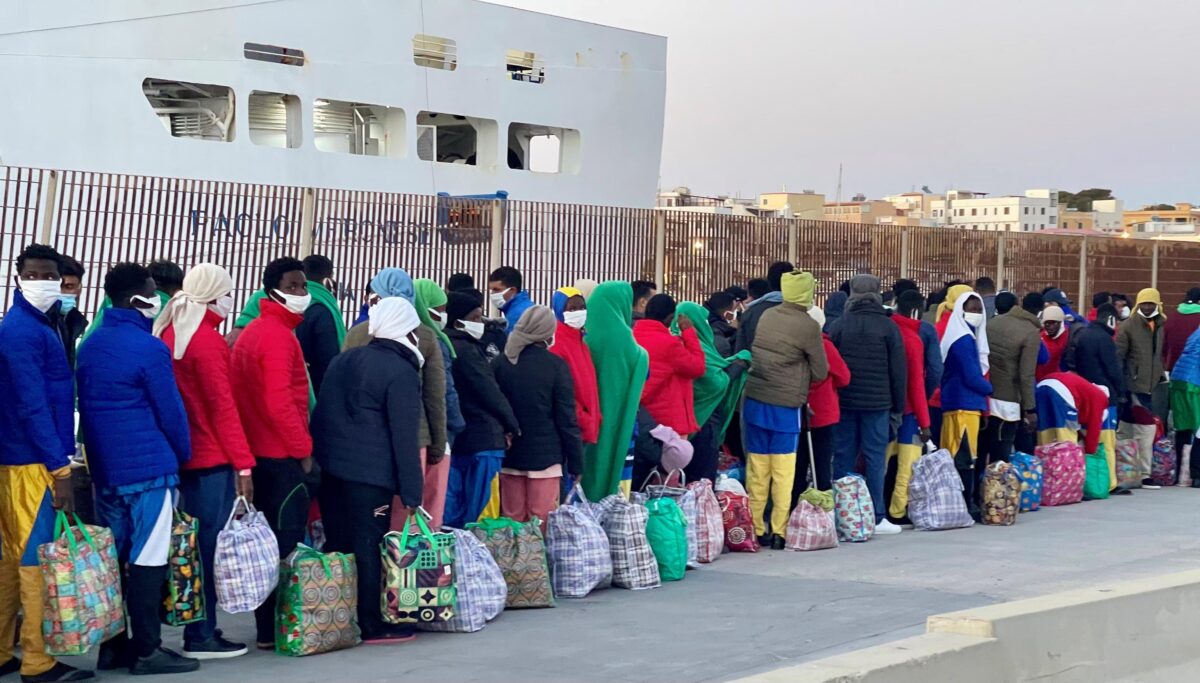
left=757, top=191, right=826, bottom=220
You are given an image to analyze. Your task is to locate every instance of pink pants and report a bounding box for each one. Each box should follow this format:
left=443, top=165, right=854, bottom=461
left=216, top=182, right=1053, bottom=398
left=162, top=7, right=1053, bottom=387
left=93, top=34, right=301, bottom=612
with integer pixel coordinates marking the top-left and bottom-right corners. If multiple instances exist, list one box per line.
left=499, top=474, right=561, bottom=534
left=390, top=448, right=450, bottom=531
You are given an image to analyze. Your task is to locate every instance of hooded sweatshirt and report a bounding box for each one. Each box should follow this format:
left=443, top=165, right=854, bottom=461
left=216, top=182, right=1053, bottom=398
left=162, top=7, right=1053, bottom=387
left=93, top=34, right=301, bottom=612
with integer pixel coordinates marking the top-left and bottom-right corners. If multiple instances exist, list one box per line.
left=893, top=314, right=931, bottom=429
left=550, top=287, right=601, bottom=444
left=745, top=271, right=827, bottom=409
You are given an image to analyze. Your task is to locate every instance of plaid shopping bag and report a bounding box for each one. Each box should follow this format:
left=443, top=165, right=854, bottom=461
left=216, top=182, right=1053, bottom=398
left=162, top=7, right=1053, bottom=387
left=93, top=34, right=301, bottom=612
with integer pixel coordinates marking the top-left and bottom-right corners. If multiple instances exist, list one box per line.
left=214, top=496, right=279, bottom=614
left=382, top=510, right=457, bottom=625
left=596, top=495, right=661, bottom=590
left=686, top=479, right=724, bottom=563
left=546, top=484, right=612, bottom=598
left=275, top=545, right=360, bottom=656
left=907, top=450, right=973, bottom=531
left=417, top=530, right=506, bottom=633
left=161, top=508, right=205, bottom=626
left=785, top=500, right=838, bottom=551
left=38, top=512, right=126, bottom=656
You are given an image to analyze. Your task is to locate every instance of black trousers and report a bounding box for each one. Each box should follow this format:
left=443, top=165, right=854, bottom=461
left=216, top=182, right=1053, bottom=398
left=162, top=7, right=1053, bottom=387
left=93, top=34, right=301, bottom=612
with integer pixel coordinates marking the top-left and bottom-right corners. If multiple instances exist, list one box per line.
left=252, top=457, right=310, bottom=644
left=1175, top=429, right=1200, bottom=486
left=792, top=423, right=834, bottom=509
left=98, top=564, right=167, bottom=661
left=685, top=409, right=723, bottom=484
left=320, top=475, right=402, bottom=639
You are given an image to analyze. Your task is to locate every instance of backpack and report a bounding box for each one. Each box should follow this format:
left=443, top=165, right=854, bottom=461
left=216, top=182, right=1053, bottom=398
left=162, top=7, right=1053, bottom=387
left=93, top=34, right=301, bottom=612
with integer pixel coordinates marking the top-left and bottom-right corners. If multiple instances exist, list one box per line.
left=907, top=449, right=973, bottom=531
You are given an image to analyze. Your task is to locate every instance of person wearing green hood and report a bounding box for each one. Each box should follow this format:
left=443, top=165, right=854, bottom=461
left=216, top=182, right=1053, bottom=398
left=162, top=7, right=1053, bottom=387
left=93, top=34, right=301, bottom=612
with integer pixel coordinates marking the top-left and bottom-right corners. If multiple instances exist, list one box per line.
left=743, top=270, right=828, bottom=549
left=672, top=302, right=751, bottom=483
left=583, top=281, right=649, bottom=500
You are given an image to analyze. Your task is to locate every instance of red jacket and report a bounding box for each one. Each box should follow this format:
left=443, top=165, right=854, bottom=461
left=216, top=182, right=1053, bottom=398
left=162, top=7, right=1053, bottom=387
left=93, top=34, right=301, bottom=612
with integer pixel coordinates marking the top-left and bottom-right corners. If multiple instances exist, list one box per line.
left=550, top=321, right=601, bottom=444
left=1037, top=330, right=1069, bottom=381
left=893, top=315, right=931, bottom=429
left=633, top=319, right=706, bottom=435
left=1044, top=371, right=1107, bottom=455
left=1163, top=310, right=1200, bottom=371
left=163, top=310, right=256, bottom=471
left=807, top=335, right=850, bottom=429
left=231, top=299, right=312, bottom=459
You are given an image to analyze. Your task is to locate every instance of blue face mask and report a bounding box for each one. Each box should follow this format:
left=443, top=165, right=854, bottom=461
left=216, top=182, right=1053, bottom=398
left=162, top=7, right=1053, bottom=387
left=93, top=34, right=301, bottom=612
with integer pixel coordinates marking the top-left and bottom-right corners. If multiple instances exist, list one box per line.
left=58, top=294, right=77, bottom=313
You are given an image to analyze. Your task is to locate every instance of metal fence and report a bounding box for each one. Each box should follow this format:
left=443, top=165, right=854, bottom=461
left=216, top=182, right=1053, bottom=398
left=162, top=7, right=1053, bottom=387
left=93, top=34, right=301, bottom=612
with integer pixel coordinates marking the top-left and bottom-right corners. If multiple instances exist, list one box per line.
left=1, top=164, right=1195, bottom=326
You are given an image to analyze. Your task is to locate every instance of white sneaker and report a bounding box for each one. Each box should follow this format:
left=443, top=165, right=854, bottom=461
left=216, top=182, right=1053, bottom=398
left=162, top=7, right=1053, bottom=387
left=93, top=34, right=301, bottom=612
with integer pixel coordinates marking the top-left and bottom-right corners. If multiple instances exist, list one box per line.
left=874, top=519, right=902, bottom=535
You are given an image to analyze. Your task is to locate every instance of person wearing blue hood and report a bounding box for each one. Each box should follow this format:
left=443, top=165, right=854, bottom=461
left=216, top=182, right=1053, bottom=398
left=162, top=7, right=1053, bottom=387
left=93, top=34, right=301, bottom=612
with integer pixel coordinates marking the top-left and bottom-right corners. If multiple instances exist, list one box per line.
left=735, top=261, right=794, bottom=353
left=487, top=266, right=534, bottom=335
left=78, top=263, right=196, bottom=675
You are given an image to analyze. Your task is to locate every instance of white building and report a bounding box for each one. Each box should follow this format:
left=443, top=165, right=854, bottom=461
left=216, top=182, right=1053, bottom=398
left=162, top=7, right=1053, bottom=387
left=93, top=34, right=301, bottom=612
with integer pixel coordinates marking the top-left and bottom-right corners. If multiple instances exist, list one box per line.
left=930, top=189, right=1059, bottom=232
left=1091, top=199, right=1126, bottom=233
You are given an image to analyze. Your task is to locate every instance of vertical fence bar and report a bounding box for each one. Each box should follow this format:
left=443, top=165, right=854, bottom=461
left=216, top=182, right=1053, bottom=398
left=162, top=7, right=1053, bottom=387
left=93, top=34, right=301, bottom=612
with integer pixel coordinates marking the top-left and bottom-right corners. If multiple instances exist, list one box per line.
left=298, top=187, right=316, bottom=257
left=39, top=170, right=58, bottom=244
left=899, top=226, right=909, bottom=279
left=1078, top=237, right=1089, bottom=310
left=654, top=211, right=666, bottom=287
left=996, top=231, right=1006, bottom=290
left=489, top=198, right=505, bottom=315
left=787, top=219, right=799, bottom=265
left=1151, top=241, right=1160, bottom=289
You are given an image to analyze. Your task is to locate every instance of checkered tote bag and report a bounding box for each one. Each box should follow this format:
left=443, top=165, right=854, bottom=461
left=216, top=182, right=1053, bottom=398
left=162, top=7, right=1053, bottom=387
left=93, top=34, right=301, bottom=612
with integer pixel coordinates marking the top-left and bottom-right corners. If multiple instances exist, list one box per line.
left=686, top=479, right=724, bottom=564
left=908, top=449, right=974, bottom=531
left=632, top=471, right=699, bottom=569
left=418, top=530, right=506, bottom=633
left=214, top=496, right=280, bottom=614
left=596, top=495, right=661, bottom=590
left=546, top=484, right=612, bottom=598
left=785, top=500, right=838, bottom=551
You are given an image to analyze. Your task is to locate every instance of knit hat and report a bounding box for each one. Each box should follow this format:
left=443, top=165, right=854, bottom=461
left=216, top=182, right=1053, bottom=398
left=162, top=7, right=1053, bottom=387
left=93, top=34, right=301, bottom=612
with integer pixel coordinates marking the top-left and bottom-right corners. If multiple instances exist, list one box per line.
left=446, top=291, right=482, bottom=326
left=848, top=274, right=881, bottom=300
left=1044, top=288, right=1070, bottom=307
left=1136, top=288, right=1162, bottom=307
left=1041, top=305, right=1065, bottom=323
left=781, top=270, right=815, bottom=308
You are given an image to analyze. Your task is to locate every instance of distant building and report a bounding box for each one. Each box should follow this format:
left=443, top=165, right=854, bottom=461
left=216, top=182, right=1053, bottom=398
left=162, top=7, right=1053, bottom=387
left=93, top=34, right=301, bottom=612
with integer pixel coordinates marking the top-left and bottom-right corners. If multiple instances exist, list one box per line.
left=822, top=199, right=900, bottom=224
left=1122, top=203, right=1199, bottom=234
left=884, top=192, right=944, bottom=223
left=929, top=189, right=1059, bottom=232
left=1060, top=199, right=1124, bottom=234
left=758, top=191, right=825, bottom=220
left=657, top=187, right=779, bottom=217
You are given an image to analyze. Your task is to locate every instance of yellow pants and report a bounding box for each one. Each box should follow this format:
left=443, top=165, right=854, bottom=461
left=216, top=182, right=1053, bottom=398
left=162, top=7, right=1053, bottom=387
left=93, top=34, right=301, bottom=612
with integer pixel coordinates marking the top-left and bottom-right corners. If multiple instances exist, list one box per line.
left=940, top=410, right=982, bottom=466
left=886, top=441, right=922, bottom=519
left=0, top=464, right=58, bottom=676
left=1098, top=429, right=1118, bottom=490
left=1038, top=427, right=1077, bottom=446
left=746, top=453, right=796, bottom=538
left=480, top=473, right=501, bottom=521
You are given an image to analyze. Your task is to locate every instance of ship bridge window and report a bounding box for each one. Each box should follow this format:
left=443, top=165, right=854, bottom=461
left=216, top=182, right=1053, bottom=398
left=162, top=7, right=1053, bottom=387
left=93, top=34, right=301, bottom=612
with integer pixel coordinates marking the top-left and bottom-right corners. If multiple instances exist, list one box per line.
left=413, top=35, right=457, bottom=71
left=507, top=123, right=580, bottom=174
left=506, top=50, right=545, bottom=83
left=249, top=91, right=302, bottom=148
left=417, top=111, right=497, bottom=167
left=244, top=42, right=305, bottom=67
left=314, top=100, right=405, bottom=158
left=142, top=78, right=234, bottom=142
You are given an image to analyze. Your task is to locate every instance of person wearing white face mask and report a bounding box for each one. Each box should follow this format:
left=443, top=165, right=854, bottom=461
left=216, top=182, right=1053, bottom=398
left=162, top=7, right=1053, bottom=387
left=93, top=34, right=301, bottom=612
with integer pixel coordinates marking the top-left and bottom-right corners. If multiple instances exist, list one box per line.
left=311, top=297, right=425, bottom=644
left=550, top=286, right=601, bottom=446
left=152, top=263, right=254, bottom=660
left=0, top=244, right=96, bottom=683
left=939, top=290, right=993, bottom=521
left=486, top=266, right=534, bottom=335
left=77, top=262, right=196, bottom=675
left=443, top=291, right=520, bottom=529
left=229, top=257, right=314, bottom=650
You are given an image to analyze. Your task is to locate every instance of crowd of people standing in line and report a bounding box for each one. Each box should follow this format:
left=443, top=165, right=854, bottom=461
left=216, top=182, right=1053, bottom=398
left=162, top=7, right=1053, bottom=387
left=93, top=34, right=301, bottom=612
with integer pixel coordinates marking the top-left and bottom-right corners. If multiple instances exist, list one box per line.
left=2, top=242, right=1198, bottom=681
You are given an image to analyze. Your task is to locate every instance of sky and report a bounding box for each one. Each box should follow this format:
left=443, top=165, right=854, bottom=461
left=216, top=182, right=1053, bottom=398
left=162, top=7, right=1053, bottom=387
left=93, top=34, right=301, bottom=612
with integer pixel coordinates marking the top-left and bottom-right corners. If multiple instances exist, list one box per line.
left=497, top=0, right=1199, bottom=207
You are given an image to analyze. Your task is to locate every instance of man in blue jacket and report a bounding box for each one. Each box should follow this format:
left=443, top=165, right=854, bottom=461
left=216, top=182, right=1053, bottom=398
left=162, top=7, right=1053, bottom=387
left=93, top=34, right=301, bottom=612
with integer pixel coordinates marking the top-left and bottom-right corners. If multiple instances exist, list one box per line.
left=487, top=266, right=534, bottom=335
left=0, top=244, right=93, bottom=683
left=77, top=263, right=197, bottom=676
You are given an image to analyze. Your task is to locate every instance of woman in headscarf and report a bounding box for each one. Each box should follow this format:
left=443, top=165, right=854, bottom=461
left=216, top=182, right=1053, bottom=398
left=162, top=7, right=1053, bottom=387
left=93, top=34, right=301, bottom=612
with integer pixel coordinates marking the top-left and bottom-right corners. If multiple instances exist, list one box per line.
left=492, top=306, right=582, bottom=532
left=573, top=278, right=599, bottom=301
left=443, top=292, right=520, bottom=527
left=312, top=297, right=424, bottom=644
left=583, top=281, right=649, bottom=499
left=939, top=290, right=993, bottom=518
left=154, top=263, right=255, bottom=658
left=673, top=301, right=751, bottom=483
left=550, top=286, right=600, bottom=445
left=345, top=268, right=450, bottom=529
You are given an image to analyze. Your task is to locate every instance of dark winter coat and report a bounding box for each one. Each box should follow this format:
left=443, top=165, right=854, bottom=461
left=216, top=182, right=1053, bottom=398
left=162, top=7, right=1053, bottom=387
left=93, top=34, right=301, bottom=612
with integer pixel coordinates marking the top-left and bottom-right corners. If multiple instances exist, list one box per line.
left=312, top=339, right=425, bottom=507
left=296, top=303, right=341, bottom=393
left=492, top=346, right=583, bottom=475
left=1068, top=321, right=1126, bottom=407
left=448, top=328, right=520, bottom=455
left=828, top=297, right=907, bottom=413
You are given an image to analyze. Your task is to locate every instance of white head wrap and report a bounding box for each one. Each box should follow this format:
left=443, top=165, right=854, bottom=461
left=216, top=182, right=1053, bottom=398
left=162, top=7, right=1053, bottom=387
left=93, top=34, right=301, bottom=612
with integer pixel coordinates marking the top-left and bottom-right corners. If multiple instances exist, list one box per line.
left=369, top=297, right=423, bottom=366
left=152, top=263, right=233, bottom=359
left=940, top=291, right=990, bottom=375
left=807, top=306, right=826, bottom=329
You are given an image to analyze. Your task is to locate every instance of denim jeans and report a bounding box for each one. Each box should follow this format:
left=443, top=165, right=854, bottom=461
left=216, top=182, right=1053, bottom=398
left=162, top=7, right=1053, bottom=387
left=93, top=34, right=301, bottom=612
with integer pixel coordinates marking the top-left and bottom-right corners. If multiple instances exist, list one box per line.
left=178, top=465, right=236, bottom=646
left=833, top=409, right=890, bottom=522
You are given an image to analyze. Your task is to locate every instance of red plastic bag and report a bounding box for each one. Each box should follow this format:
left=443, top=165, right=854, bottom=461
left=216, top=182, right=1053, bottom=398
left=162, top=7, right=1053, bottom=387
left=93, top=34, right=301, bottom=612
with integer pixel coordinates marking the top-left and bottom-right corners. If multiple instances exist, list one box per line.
left=716, top=491, right=758, bottom=553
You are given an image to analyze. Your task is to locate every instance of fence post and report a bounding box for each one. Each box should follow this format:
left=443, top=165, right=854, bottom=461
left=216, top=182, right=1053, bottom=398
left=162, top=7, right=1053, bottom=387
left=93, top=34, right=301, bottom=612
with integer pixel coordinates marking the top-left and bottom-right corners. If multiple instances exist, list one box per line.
left=1151, top=240, right=1160, bottom=289
left=489, top=199, right=506, bottom=316
left=788, top=219, right=799, bottom=266
left=1078, top=236, right=1088, bottom=310
left=39, top=170, right=58, bottom=244
left=654, top=211, right=667, bottom=288
left=899, top=227, right=909, bottom=279
left=298, top=187, right=316, bottom=258
left=995, top=231, right=1006, bottom=289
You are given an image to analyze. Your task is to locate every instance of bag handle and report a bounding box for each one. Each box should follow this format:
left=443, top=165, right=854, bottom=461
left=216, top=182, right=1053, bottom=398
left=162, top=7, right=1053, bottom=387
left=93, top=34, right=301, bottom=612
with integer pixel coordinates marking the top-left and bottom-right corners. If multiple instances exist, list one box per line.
left=398, top=506, right=439, bottom=553
left=664, top=469, right=687, bottom=488
left=639, top=469, right=665, bottom=492
left=224, top=495, right=252, bottom=530
left=806, top=428, right=820, bottom=492
left=565, top=482, right=590, bottom=506
left=290, top=543, right=336, bottom=579
left=54, top=511, right=95, bottom=558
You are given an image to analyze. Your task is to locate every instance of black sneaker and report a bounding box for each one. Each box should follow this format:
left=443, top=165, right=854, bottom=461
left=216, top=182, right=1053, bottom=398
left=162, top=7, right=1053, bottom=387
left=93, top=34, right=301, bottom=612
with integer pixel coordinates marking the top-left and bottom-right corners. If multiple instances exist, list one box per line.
left=1141, top=478, right=1162, bottom=490
left=96, top=637, right=133, bottom=671
left=182, top=633, right=248, bottom=660
left=770, top=534, right=786, bottom=551
left=1, top=658, right=20, bottom=679
left=130, top=648, right=200, bottom=676
left=19, top=663, right=93, bottom=683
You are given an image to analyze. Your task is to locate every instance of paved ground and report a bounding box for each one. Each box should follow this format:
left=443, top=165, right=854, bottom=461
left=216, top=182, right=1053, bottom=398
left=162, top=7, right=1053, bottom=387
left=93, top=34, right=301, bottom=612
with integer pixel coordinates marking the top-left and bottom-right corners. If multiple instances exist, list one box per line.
left=60, top=487, right=1200, bottom=683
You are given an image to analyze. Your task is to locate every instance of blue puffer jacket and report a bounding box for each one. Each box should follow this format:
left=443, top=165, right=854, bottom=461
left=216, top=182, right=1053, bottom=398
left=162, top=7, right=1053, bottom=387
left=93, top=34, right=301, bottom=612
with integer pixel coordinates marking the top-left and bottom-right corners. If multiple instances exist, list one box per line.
left=0, top=291, right=74, bottom=471
left=77, top=307, right=191, bottom=488
left=501, top=290, right=535, bottom=335
left=940, top=334, right=993, bottom=412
